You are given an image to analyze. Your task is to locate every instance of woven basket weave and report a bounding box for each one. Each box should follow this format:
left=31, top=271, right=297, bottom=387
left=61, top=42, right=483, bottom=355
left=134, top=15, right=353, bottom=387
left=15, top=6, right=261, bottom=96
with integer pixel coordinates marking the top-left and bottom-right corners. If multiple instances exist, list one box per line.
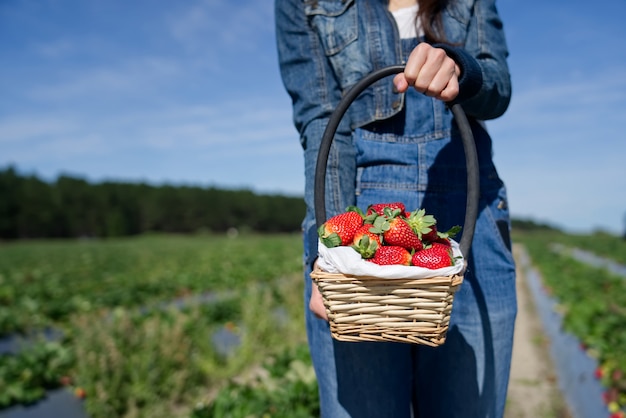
left=313, top=65, right=479, bottom=346
left=311, top=269, right=463, bottom=346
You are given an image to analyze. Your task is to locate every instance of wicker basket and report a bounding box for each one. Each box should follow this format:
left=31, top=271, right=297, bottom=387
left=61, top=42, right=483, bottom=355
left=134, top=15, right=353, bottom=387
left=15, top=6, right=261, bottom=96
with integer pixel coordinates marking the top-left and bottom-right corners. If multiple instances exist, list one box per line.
left=312, top=65, right=480, bottom=346
left=311, top=269, right=463, bottom=346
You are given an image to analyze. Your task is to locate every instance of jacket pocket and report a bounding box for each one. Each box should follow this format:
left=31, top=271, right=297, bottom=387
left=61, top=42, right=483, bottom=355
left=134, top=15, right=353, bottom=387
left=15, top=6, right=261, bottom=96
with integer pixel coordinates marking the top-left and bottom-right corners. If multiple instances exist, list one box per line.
left=305, top=0, right=357, bottom=56
left=484, top=184, right=513, bottom=256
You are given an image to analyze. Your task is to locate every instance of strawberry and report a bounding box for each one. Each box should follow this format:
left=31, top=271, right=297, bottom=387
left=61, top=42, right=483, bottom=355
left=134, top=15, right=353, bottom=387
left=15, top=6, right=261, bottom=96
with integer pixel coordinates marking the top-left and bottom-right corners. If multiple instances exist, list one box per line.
left=421, top=225, right=439, bottom=243
left=435, top=236, right=452, bottom=247
left=594, top=366, right=605, bottom=379
left=611, top=368, right=623, bottom=382
left=353, top=224, right=382, bottom=245
left=385, top=217, right=423, bottom=251
left=371, top=211, right=423, bottom=251
left=366, top=202, right=406, bottom=216
left=368, top=245, right=412, bottom=266
left=434, top=225, right=462, bottom=245
left=411, top=242, right=454, bottom=269
left=604, top=388, right=619, bottom=405
left=318, top=208, right=364, bottom=248
left=74, top=387, right=87, bottom=399
left=351, top=224, right=381, bottom=259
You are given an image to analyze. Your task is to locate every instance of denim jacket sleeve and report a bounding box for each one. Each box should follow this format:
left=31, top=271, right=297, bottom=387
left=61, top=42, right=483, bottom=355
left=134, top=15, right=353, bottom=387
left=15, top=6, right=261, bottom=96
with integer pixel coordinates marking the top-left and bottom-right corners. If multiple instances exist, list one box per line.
left=442, top=0, right=512, bottom=120
left=275, top=0, right=357, bottom=265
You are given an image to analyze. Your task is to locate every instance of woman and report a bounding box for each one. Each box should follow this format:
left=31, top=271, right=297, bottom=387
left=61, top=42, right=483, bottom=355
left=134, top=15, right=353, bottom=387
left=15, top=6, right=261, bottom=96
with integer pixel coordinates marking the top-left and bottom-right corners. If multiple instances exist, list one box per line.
left=275, top=0, right=517, bottom=416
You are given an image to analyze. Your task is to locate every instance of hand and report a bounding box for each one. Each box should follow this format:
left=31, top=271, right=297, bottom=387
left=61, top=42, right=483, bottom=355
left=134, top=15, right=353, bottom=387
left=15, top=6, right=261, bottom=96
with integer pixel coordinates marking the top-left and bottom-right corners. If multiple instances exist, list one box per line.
left=393, top=43, right=461, bottom=102
left=310, top=281, right=328, bottom=321
left=310, top=260, right=328, bottom=321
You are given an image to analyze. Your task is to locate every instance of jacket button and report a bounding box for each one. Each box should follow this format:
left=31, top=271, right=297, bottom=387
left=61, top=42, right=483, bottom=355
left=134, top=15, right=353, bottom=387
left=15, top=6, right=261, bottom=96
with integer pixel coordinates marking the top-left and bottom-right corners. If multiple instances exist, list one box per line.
left=392, top=100, right=401, bottom=109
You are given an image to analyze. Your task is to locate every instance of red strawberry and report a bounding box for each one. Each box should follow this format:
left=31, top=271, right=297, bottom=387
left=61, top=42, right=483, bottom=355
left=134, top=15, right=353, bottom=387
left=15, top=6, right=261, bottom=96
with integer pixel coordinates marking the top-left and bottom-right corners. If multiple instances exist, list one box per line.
left=435, top=236, right=452, bottom=247
left=318, top=209, right=364, bottom=248
left=74, top=387, right=87, bottom=399
left=421, top=225, right=439, bottom=243
left=603, top=388, right=618, bottom=404
left=611, top=368, right=623, bottom=382
left=594, top=366, right=604, bottom=379
left=380, top=216, right=423, bottom=251
left=434, top=225, right=462, bottom=245
left=366, top=202, right=406, bottom=216
left=353, top=224, right=382, bottom=245
left=351, top=224, right=381, bottom=259
left=368, top=245, right=412, bottom=266
left=411, top=242, right=454, bottom=269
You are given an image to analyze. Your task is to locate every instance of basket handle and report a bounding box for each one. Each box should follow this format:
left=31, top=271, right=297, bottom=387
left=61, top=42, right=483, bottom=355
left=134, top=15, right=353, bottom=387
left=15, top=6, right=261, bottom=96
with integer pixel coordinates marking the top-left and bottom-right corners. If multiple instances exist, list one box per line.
left=314, top=65, right=480, bottom=258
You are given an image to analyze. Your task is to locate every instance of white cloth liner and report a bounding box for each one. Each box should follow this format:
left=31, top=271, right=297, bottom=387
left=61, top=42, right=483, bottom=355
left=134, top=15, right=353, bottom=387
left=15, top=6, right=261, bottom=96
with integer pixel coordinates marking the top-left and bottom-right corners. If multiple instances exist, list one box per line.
left=317, top=239, right=465, bottom=279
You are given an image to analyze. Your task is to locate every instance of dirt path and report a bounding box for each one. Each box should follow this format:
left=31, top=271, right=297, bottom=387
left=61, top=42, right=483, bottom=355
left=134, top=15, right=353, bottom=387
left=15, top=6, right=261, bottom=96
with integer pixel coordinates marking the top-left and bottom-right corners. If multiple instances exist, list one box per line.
left=504, top=245, right=572, bottom=418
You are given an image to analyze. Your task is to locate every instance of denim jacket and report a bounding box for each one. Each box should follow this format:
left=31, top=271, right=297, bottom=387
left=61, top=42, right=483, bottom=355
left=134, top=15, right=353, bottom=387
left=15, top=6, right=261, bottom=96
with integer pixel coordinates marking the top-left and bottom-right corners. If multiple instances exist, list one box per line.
left=275, top=0, right=512, bottom=267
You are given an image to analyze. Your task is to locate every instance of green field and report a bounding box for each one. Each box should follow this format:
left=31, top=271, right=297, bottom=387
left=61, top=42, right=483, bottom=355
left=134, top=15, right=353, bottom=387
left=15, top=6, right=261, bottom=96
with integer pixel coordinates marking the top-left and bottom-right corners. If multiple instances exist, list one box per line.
left=0, top=233, right=317, bottom=418
left=2, top=230, right=626, bottom=417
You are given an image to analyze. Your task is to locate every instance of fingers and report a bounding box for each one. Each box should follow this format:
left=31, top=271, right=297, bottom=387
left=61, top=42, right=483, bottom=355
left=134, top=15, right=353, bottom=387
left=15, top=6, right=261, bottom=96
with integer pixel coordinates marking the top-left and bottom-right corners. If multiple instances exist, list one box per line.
left=403, top=42, right=431, bottom=90
left=394, top=43, right=460, bottom=102
left=309, top=281, right=328, bottom=321
left=393, top=73, right=409, bottom=93
left=438, top=73, right=459, bottom=103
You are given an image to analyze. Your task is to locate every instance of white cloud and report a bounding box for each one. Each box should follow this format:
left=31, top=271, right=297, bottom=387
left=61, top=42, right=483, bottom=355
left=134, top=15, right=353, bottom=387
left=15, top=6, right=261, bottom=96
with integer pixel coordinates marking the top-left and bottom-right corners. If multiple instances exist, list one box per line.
left=0, top=93, right=299, bottom=172
left=23, top=56, right=183, bottom=102
left=87, top=96, right=297, bottom=153
left=167, top=1, right=274, bottom=55
left=0, top=116, right=79, bottom=144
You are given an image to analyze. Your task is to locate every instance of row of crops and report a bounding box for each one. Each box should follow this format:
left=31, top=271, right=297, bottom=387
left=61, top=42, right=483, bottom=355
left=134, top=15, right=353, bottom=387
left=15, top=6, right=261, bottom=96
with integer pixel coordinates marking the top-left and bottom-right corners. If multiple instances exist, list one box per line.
left=514, top=230, right=626, bottom=417
left=2, top=229, right=625, bottom=417
left=0, top=234, right=319, bottom=418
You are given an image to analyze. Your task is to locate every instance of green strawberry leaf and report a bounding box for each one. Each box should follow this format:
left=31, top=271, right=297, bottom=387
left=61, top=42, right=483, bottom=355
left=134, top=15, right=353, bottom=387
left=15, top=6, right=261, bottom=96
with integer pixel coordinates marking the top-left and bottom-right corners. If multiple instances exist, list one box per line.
left=320, top=232, right=342, bottom=248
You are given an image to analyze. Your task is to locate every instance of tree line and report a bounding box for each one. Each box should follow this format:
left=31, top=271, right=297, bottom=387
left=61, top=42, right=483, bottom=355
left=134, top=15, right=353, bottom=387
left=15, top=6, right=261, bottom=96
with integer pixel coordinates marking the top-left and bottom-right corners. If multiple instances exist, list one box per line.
left=0, top=166, right=306, bottom=239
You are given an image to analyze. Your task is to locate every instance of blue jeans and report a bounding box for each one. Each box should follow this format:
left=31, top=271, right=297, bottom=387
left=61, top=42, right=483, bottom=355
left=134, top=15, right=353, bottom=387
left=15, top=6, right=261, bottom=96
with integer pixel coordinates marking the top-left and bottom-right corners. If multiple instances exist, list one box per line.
left=303, top=84, right=517, bottom=417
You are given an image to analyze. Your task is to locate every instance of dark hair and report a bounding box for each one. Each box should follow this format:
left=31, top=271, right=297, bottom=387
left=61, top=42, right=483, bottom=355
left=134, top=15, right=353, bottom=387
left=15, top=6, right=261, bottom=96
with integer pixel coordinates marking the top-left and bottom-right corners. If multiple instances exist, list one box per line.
left=417, top=0, right=448, bottom=43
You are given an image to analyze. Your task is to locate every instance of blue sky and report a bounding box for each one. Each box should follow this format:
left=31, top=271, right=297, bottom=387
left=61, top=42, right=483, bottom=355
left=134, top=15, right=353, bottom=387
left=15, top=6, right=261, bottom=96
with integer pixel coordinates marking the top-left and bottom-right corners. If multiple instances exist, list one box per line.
left=1, top=0, right=625, bottom=235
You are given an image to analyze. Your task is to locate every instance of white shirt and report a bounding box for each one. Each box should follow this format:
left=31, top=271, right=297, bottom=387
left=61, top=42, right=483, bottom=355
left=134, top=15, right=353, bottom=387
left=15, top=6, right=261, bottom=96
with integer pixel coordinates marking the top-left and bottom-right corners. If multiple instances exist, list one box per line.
left=390, top=4, right=423, bottom=39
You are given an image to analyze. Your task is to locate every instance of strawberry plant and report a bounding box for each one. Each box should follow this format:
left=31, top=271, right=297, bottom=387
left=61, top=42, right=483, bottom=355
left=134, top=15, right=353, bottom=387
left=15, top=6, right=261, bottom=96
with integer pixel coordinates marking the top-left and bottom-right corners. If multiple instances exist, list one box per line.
left=67, top=278, right=306, bottom=418
left=194, top=344, right=319, bottom=418
left=0, top=233, right=307, bottom=414
left=0, top=341, right=73, bottom=408
left=515, top=229, right=626, bottom=266
left=560, top=231, right=626, bottom=266
left=516, top=231, right=626, bottom=415
left=0, top=234, right=303, bottom=336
